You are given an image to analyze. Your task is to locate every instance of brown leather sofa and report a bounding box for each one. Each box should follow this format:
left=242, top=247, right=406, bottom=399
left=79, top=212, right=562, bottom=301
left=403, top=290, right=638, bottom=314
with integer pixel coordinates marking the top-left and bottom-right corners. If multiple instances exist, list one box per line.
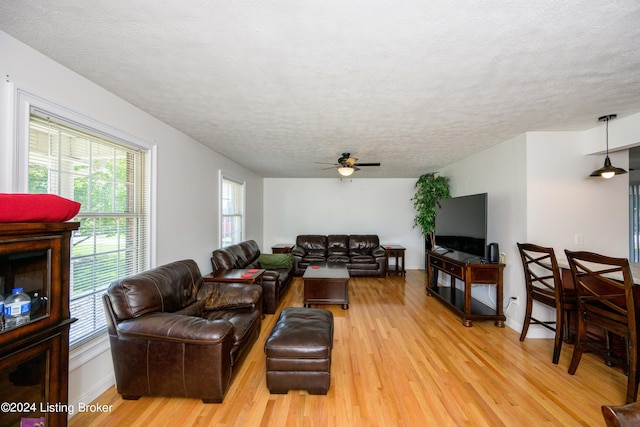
left=211, top=240, right=294, bottom=314
left=103, top=259, right=262, bottom=403
left=292, top=234, right=387, bottom=277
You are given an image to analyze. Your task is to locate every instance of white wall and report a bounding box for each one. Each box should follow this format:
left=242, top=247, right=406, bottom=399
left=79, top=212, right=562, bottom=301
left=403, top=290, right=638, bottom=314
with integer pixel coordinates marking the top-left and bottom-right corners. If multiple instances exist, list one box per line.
left=0, top=31, right=263, bottom=413
left=263, top=178, right=425, bottom=269
left=583, top=111, right=640, bottom=154
left=526, top=131, right=629, bottom=257
left=440, top=124, right=633, bottom=335
left=439, top=134, right=528, bottom=324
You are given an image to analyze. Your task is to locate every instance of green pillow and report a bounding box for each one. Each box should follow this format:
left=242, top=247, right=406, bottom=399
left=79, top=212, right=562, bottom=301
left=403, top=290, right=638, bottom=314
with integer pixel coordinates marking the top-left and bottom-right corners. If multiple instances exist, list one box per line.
left=258, top=253, right=293, bottom=270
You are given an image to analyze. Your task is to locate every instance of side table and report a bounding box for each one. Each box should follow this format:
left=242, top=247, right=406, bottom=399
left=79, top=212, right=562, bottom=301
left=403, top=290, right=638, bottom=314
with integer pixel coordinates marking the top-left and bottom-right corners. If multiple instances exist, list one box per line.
left=384, top=245, right=406, bottom=277
left=271, top=244, right=293, bottom=254
left=203, top=268, right=265, bottom=285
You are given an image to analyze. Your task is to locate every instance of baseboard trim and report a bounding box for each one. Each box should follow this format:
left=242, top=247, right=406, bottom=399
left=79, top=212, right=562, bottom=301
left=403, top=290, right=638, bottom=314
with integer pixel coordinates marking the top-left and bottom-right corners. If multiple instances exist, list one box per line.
left=68, top=374, right=115, bottom=419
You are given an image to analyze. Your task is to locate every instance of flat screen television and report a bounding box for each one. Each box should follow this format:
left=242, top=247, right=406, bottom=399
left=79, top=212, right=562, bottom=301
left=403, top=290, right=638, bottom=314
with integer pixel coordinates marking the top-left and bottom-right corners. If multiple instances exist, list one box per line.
left=434, top=192, right=488, bottom=260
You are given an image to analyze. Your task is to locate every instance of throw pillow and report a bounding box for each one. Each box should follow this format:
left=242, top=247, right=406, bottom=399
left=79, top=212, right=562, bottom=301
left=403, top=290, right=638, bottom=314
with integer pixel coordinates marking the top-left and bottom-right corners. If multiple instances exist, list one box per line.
left=0, top=193, right=81, bottom=222
left=258, top=253, right=293, bottom=270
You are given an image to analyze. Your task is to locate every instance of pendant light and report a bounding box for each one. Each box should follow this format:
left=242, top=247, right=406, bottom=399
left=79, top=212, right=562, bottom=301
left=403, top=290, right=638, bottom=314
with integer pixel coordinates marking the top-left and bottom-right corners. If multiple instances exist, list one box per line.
left=590, top=114, right=627, bottom=179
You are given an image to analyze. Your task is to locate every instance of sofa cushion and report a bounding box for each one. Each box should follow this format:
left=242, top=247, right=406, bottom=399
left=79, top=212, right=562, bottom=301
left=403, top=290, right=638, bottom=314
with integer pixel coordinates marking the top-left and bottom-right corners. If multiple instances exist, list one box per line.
left=211, top=248, right=237, bottom=270
left=327, top=235, right=349, bottom=256
left=228, top=245, right=248, bottom=267
left=240, top=240, right=261, bottom=264
left=199, top=282, right=263, bottom=311
left=107, top=259, right=202, bottom=321
left=296, top=235, right=328, bottom=257
left=327, top=255, right=350, bottom=263
left=258, top=253, right=293, bottom=270
left=174, top=299, right=206, bottom=317
left=116, top=312, right=234, bottom=344
left=302, top=255, right=326, bottom=263
left=212, top=240, right=262, bottom=271
left=349, top=255, right=375, bottom=264
left=204, top=309, right=261, bottom=365
left=349, top=235, right=380, bottom=256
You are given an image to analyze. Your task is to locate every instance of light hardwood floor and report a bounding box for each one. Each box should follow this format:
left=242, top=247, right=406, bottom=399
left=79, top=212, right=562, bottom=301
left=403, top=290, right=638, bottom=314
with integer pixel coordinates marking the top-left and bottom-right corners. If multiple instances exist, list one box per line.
left=70, top=270, right=627, bottom=426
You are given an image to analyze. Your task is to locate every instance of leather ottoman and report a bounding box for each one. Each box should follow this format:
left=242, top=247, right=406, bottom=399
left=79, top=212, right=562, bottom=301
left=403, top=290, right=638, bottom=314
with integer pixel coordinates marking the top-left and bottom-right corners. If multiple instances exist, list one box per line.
left=264, top=307, right=334, bottom=395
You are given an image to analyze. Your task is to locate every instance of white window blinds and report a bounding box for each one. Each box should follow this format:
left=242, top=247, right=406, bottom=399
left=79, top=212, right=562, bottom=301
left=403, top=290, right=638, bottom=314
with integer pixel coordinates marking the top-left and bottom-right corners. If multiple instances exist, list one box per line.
left=221, top=176, right=244, bottom=246
left=28, top=109, right=149, bottom=347
left=631, top=184, right=640, bottom=263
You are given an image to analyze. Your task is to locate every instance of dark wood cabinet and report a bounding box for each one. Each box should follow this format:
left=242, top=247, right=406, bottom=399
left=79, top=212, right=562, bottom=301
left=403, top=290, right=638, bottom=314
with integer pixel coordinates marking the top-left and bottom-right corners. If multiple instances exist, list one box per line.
left=426, top=250, right=505, bottom=327
left=0, top=222, right=79, bottom=427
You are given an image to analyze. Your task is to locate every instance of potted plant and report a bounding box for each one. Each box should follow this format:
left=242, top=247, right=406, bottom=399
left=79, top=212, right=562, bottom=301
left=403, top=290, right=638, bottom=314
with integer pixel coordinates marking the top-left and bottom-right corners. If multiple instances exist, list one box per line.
left=412, top=172, right=450, bottom=251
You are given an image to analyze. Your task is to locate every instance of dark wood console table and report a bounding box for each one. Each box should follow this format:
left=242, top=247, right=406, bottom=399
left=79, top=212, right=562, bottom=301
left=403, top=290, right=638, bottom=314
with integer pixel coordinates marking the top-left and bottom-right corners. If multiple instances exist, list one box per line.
left=426, top=250, right=505, bottom=327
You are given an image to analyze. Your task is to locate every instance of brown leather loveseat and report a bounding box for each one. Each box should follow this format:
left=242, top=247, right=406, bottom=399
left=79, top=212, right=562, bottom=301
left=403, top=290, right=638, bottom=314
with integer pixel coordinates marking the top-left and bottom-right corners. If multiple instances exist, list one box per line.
left=292, top=234, right=387, bottom=277
left=211, top=240, right=294, bottom=314
left=103, top=259, right=262, bottom=403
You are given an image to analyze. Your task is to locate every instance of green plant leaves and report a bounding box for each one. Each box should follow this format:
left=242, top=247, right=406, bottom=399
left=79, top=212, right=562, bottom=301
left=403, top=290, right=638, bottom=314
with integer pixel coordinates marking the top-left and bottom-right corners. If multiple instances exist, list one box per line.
left=412, top=172, right=450, bottom=248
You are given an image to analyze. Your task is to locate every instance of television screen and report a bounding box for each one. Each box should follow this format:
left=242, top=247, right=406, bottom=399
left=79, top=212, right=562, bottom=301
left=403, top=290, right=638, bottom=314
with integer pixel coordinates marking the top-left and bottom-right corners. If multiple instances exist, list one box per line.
left=434, top=193, right=487, bottom=260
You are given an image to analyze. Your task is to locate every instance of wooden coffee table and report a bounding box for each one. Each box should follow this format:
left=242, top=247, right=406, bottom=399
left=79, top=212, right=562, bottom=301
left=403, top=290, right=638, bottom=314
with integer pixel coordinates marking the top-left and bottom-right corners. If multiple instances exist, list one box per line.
left=303, top=262, right=350, bottom=309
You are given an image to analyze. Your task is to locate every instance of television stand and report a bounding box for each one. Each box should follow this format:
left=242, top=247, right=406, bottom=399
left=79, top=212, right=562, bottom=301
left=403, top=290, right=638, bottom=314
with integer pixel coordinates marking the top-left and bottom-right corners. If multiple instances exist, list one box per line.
left=426, top=250, right=505, bottom=327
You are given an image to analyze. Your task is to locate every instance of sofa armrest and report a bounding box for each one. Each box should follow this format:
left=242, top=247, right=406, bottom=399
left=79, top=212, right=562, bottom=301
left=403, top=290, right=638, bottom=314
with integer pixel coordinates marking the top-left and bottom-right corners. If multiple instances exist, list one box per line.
left=197, top=281, right=263, bottom=311
left=291, top=245, right=306, bottom=257
left=116, top=312, right=234, bottom=344
left=372, top=246, right=387, bottom=257
left=262, top=270, right=279, bottom=281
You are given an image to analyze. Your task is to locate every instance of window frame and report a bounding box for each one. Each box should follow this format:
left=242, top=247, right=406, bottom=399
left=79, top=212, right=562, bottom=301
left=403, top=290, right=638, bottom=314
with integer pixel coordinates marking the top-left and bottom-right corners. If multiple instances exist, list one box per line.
left=219, top=171, right=245, bottom=247
left=14, top=89, right=156, bottom=348
left=631, top=183, right=640, bottom=262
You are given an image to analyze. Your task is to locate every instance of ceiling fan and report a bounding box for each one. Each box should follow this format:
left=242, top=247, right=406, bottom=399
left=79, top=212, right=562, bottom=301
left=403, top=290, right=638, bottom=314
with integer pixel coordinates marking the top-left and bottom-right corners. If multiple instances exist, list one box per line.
left=316, top=153, right=381, bottom=176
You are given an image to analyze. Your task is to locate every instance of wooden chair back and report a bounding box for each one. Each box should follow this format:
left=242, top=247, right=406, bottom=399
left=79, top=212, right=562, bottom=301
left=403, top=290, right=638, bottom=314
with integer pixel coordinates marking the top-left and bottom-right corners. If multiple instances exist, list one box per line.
left=565, top=250, right=638, bottom=403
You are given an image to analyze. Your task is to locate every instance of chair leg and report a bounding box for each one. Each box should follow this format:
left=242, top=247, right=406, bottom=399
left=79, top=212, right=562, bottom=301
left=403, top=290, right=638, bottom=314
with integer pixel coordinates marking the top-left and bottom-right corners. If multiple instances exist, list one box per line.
left=519, top=295, right=533, bottom=342
left=625, top=335, right=639, bottom=404
left=568, top=315, right=587, bottom=375
left=623, top=336, right=630, bottom=375
left=552, top=305, right=564, bottom=364
left=563, top=309, right=575, bottom=344
left=604, top=330, right=616, bottom=367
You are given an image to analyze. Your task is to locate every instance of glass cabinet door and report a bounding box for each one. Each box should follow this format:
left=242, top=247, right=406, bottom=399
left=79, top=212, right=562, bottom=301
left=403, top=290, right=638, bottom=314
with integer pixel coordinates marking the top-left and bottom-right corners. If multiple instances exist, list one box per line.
left=0, top=239, right=58, bottom=332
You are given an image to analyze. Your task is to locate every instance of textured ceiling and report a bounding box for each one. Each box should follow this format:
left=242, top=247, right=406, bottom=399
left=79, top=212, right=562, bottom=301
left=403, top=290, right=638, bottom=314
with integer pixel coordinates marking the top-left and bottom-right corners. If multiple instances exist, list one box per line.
left=2, top=1, right=640, bottom=178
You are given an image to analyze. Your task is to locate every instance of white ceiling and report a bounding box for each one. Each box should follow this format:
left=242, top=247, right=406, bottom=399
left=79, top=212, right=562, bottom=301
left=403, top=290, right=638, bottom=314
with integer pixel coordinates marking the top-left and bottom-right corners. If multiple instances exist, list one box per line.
left=2, top=1, right=640, bottom=178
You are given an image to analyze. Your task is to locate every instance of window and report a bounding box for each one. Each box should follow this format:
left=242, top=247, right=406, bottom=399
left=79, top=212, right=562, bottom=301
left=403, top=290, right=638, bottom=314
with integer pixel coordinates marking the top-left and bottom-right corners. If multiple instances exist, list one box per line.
left=631, top=183, right=640, bottom=262
left=220, top=174, right=244, bottom=246
left=28, top=108, right=149, bottom=347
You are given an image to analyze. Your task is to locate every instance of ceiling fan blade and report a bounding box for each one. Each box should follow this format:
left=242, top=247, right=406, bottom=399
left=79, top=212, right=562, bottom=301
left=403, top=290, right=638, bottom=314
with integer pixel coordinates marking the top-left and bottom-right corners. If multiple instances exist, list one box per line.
left=353, top=162, right=381, bottom=167
left=315, top=161, right=338, bottom=165
left=321, top=166, right=339, bottom=170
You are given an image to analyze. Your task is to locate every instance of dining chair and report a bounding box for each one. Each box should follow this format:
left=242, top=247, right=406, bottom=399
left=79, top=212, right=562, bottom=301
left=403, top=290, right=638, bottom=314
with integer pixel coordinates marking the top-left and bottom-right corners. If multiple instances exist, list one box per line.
left=565, top=250, right=639, bottom=404
left=517, top=243, right=576, bottom=364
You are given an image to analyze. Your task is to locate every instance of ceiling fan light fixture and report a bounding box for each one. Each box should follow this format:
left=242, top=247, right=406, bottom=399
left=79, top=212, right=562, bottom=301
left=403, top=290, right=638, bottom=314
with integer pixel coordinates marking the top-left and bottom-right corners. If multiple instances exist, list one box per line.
left=590, top=114, right=627, bottom=179
left=338, top=166, right=355, bottom=176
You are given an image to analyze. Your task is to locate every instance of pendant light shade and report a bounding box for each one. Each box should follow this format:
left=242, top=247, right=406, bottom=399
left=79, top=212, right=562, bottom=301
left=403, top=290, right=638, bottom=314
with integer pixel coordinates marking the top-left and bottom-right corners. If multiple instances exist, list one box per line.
left=590, top=114, right=627, bottom=179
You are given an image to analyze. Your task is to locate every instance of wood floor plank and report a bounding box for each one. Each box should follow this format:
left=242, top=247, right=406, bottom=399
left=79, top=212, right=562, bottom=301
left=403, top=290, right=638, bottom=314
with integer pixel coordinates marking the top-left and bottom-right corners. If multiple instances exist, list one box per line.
left=70, top=270, right=627, bottom=426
